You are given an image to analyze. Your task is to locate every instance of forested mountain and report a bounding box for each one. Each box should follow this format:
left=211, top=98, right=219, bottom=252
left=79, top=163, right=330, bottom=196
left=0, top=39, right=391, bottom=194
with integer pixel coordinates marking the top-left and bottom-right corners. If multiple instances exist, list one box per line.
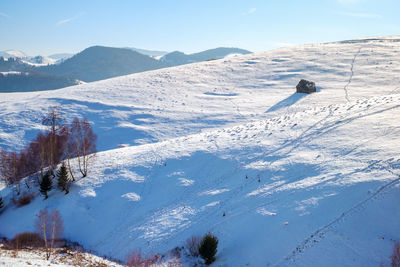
left=38, top=46, right=166, bottom=82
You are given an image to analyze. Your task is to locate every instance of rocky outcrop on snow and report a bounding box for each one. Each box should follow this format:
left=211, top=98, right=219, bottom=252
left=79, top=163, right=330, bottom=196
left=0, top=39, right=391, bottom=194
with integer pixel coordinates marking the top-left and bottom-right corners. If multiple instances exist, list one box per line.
left=296, top=79, right=316, bottom=93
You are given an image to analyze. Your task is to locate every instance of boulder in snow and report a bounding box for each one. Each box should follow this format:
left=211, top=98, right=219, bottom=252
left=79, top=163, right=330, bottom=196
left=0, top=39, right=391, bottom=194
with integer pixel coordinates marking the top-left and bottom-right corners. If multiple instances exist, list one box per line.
left=296, top=79, right=316, bottom=94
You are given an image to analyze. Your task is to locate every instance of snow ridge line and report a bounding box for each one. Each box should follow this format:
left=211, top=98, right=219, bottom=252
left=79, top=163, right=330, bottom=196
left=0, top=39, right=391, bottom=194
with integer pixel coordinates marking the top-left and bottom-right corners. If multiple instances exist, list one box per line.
left=343, top=47, right=362, bottom=102
left=275, top=166, right=400, bottom=266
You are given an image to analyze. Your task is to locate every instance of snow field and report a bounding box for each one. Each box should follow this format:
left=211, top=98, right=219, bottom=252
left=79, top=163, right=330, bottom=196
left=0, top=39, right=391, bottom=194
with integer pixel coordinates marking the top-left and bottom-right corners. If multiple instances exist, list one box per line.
left=0, top=36, right=399, bottom=266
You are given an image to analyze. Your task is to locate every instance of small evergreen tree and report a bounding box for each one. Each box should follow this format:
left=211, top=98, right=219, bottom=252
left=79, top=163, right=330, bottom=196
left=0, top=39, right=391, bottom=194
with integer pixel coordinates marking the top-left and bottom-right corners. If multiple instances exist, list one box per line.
left=199, top=233, right=218, bottom=265
left=0, top=196, right=3, bottom=210
left=57, top=162, right=69, bottom=194
left=40, top=172, right=52, bottom=199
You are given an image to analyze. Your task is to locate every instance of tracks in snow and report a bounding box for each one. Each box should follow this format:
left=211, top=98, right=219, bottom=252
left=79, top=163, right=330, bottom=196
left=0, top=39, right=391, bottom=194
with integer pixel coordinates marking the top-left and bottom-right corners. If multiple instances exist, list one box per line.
left=343, top=47, right=362, bottom=102
left=275, top=159, right=400, bottom=266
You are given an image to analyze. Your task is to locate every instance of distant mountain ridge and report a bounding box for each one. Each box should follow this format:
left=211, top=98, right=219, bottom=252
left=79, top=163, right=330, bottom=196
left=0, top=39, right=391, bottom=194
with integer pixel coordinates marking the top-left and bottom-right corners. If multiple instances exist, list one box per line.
left=0, top=46, right=252, bottom=91
left=126, top=47, right=168, bottom=57
left=38, top=46, right=165, bottom=82
left=160, top=47, right=252, bottom=66
left=48, top=53, right=75, bottom=61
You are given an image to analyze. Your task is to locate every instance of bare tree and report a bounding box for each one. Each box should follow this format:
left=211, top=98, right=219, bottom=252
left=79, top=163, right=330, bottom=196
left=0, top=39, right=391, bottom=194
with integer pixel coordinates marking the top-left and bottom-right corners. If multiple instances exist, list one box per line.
left=69, top=118, right=97, bottom=177
left=25, top=141, right=42, bottom=185
left=0, top=150, right=22, bottom=195
left=186, top=235, right=201, bottom=257
left=64, top=127, right=76, bottom=181
left=0, top=107, right=68, bottom=190
left=0, top=149, right=12, bottom=186
left=18, top=150, right=31, bottom=189
left=35, top=209, right=64, bottom=260
left=36, top=132, right=50, bottom=178
left=42, top=106, right=65, bottom=170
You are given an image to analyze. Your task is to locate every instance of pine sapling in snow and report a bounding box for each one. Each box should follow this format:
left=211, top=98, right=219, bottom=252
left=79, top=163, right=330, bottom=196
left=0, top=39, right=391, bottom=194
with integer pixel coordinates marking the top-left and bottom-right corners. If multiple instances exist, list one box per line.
left=199, top=233, right=218, bottom=265
left=57, top=162, right=70, bottom=194
left=40, top=172, right=52, bottom=199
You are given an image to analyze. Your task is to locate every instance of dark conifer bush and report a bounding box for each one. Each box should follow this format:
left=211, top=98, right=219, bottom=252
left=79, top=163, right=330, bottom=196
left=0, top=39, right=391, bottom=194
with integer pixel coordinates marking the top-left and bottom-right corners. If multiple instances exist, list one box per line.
left=57, top=162, right=69, bottom=194
left=40, top=172, right=52, bottom=199
left=199, top=233, right=218, bottom=265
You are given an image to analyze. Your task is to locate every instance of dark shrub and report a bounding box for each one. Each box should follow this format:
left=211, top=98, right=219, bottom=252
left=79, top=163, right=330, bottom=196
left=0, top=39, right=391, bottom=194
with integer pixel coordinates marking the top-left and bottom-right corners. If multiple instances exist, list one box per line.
left=8, top=232, right=44, bottom=249
left=126, top=251, right=158, bottom=267
left=199, top=233, right=218, bottom=265
left=392, top=242, right=400, bottom=267
left=126, top=251, right=143, bottom=267
left=186, top=235, right=201, bottom=257
left=13, top=192, right=35, bottom=207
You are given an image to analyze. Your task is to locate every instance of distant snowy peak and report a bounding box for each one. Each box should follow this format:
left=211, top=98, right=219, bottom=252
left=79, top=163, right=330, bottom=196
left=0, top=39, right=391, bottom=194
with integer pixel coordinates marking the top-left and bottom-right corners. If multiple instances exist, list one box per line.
left=0, top=50, right=73, bottom=65
left=0, top=50, right=28, bottom=59
left=160, top=47, right=252, bottom=66
left=21, top=55, right=57, bottom=66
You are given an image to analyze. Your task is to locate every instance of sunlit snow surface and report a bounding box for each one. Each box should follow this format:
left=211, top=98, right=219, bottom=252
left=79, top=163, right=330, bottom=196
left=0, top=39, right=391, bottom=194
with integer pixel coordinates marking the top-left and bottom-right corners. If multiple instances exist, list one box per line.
left=0, top=36, right=400, bottom=266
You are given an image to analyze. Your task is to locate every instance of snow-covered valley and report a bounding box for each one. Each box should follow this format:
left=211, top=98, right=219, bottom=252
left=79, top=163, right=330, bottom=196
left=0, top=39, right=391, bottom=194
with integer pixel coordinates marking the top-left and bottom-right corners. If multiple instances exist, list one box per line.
left=0, top=36, right=399, bottom=266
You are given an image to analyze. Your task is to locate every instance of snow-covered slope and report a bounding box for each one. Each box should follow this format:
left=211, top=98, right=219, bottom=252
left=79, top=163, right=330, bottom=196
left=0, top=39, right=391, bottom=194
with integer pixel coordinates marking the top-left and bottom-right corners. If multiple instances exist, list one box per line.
left=1, top=36, right=399, bottom=152
left=0, top=245, right=123, bottom=267
left=0, top=36, right=399, bottom=266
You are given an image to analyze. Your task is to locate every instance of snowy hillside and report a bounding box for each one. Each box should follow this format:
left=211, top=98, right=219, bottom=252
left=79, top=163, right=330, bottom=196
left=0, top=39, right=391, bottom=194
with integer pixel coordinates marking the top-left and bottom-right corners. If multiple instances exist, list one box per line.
left=0, top=36, right=399, bottom=266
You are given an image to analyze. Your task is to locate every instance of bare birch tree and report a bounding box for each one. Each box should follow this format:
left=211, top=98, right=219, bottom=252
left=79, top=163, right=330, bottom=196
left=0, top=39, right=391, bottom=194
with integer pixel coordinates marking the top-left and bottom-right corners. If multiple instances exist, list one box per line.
left=35, top=209, right=64, bottom=260
left=42, top=106, right=64, bottom=170
left=69, top=118, right=97, bottom=177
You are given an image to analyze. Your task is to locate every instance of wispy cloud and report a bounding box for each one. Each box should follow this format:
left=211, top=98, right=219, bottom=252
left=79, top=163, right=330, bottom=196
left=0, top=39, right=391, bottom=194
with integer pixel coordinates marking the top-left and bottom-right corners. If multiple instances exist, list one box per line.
left=243, top=8, right=257, bottom=15
left=0, top=12, right=10, bottom=18
left=56, top=12, right=84, bottom=26
left=339, top=12, right=381, bottom=19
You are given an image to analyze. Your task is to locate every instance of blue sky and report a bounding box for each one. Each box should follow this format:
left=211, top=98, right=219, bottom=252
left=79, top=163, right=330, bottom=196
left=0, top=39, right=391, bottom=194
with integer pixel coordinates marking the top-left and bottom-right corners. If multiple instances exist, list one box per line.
left=0, top=0, right=399, bottom=55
